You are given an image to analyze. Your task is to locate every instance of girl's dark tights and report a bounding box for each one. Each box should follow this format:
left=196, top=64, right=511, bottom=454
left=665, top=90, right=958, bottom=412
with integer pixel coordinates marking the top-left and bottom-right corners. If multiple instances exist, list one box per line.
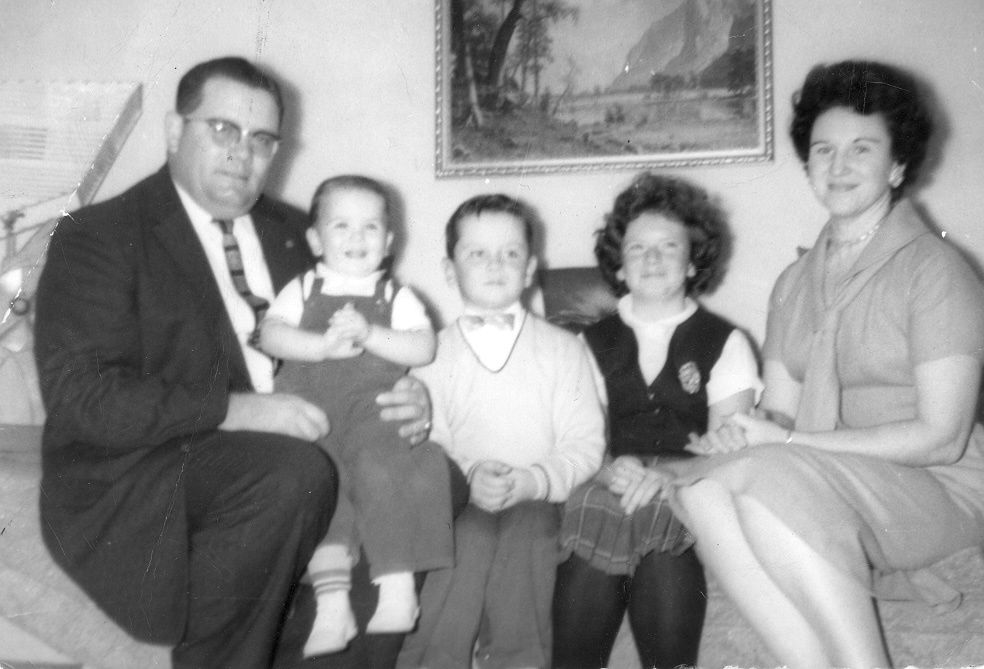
left=551, top=548, right=707, bottom=669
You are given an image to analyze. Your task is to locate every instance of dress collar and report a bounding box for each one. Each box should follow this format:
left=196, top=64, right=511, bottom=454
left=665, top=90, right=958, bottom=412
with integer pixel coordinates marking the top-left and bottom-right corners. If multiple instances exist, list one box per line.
left=617, top=295, right=697, bottom=332
left=809, top=199, right=930, bottom=305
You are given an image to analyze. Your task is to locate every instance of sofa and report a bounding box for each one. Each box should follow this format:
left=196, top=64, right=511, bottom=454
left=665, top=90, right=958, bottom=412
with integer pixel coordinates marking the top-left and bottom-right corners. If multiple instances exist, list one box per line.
left=1, top=261, right=983, bottom=668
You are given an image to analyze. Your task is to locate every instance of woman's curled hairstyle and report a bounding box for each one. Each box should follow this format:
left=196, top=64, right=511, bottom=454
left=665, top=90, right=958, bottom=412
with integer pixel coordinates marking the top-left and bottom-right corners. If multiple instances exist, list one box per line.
left=790, top=60, right=934, bottom=197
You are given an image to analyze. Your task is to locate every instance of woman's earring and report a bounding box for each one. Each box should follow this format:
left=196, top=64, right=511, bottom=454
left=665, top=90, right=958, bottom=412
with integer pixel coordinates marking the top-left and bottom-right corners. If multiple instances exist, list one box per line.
left=890, top=165, right=905, bottom=189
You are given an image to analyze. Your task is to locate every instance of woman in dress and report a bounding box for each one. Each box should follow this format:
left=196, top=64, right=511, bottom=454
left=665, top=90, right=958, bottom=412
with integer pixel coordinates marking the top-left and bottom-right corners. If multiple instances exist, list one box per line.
left=671, top=60, right=984, bottom=668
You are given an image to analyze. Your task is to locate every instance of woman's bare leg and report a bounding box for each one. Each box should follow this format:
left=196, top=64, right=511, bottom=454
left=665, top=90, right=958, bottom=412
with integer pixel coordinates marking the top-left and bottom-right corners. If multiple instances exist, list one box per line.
left=676, top=479, right=829, bottom=668
left=735, top=495, right=890, bottom=668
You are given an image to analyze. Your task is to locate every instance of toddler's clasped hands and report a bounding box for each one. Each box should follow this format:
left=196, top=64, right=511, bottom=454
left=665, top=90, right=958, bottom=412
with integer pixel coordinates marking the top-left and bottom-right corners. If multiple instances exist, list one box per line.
left=322, top=302, right=371, bottom=359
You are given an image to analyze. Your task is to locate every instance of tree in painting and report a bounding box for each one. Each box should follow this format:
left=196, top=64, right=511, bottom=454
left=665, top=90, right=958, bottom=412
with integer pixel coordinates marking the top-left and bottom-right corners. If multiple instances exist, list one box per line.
left=450, top=0, right=579, bottom=124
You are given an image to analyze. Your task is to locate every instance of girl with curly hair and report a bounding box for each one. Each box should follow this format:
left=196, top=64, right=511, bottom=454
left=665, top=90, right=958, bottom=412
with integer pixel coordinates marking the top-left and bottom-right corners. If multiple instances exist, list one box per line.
left=552, top=172, right=760, bottom=669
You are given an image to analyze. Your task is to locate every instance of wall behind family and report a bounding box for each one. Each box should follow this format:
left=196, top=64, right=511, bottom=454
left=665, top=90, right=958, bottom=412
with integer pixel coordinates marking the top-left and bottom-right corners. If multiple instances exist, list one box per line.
left=4, top=0, right=983, bottom=345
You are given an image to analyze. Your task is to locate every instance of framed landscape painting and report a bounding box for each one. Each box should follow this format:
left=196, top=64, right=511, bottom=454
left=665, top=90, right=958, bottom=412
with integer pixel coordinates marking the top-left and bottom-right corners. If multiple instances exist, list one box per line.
left=435, top=0, right=773, bottom=177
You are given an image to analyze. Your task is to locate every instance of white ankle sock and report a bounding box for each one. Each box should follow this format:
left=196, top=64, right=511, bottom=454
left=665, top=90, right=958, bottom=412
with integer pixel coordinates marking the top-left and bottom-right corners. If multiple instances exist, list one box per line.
left=366, top=571, right=418, bottom=634
left=303, top=589, right=358, bottom=657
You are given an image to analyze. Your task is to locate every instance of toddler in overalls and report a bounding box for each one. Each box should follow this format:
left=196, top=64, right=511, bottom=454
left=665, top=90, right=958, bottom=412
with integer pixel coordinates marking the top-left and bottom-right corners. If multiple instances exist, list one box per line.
left=260, top=175, right=452, bottom=656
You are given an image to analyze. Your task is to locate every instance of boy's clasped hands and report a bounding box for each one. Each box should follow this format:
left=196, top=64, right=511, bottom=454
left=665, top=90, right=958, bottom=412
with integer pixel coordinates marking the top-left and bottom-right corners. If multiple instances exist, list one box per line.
left=469, top=460, right=538, bottom=512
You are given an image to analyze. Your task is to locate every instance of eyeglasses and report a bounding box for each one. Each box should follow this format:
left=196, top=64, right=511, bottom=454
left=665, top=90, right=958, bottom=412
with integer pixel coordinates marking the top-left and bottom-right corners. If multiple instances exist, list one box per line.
left=183, top=116, right=281, bottom=158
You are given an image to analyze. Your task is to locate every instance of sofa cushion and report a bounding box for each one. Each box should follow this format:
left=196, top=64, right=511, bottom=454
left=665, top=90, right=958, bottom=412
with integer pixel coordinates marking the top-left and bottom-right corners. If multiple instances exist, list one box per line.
left=691, top=547, right=984, bottom=669
left=0, top=425, right=170, bottom=669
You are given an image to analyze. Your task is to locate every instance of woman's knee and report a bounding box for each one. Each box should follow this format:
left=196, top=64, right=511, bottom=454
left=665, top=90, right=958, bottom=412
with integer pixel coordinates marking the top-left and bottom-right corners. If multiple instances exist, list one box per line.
left=675, top=478, right=724, bottom=520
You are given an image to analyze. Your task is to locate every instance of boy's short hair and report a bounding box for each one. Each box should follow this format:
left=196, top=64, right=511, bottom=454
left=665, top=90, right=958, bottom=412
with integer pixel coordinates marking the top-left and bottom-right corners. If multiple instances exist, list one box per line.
left=445, top=194, right=537, bottom=259
left=308, top=174, right=395, bottom=229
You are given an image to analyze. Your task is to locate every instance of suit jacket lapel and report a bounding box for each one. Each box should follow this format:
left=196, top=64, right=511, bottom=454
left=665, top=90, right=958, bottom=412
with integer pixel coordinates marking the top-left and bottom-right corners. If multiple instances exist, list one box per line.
left=147, top=167, right=252, bottom=390
left=252, top=197, right=311, bottom=292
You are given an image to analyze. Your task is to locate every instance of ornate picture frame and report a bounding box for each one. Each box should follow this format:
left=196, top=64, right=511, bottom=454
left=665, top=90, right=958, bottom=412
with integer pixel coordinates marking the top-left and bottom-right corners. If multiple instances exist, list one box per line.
left=435, top=0, right=773, bottom=178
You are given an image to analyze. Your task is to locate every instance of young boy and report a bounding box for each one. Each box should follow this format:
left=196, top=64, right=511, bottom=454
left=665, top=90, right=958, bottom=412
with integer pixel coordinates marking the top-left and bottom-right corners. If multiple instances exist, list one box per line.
left=260, top=175, right=453, bottom=656
left=397, top=194, right=605, bottom=669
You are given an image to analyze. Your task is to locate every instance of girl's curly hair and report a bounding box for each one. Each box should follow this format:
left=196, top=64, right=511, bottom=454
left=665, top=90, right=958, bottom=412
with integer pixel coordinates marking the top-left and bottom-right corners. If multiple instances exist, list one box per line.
left=595, top=173, right=731, bottom=297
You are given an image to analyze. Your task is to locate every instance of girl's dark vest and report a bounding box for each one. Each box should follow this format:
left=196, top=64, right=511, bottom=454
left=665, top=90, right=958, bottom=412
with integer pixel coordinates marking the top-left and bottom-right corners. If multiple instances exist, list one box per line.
left=584, top=307, right=734, bottom=458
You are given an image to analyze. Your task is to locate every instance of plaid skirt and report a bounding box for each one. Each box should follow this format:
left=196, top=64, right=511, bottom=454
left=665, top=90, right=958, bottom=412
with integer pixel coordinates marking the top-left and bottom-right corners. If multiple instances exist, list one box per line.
left=559, top=478, right=694, bottom=576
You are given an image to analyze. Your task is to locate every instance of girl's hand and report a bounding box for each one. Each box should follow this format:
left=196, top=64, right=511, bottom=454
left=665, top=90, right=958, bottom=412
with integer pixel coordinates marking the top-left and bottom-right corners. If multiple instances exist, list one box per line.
left=728, top=413, right=790, bottom=447
left=619, top=467, right=669, bottom=515
left=685, top=421, right=748, bottom=455
left=604, top=455, right=647, bottom=494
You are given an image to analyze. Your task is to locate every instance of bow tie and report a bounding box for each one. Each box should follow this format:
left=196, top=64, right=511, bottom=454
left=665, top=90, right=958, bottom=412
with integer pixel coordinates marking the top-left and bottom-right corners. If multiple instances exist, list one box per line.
left=460, top=313, right=516, bottom=331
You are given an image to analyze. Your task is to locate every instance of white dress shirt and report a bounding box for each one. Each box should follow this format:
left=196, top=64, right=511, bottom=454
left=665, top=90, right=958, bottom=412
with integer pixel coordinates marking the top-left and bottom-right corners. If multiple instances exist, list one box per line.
left=175, top=183, right=277, bottom=392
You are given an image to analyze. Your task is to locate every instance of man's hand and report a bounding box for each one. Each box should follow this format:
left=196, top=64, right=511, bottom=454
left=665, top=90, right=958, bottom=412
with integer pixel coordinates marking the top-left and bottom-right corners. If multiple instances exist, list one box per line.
left=220, top=392, right=329, bottom=442
left=469, top=460, right=514, bottom=512
left=377, top=375, right=432, bottom=445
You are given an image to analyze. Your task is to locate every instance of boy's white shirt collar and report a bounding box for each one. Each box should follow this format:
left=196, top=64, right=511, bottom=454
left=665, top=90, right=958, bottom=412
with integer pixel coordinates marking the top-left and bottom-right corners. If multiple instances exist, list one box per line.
left=458, top=301, right=525, bottom=372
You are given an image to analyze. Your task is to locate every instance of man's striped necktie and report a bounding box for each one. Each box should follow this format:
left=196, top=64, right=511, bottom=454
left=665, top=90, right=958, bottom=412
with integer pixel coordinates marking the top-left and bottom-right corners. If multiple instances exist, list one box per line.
left=215, top=219, right=269, bottom=346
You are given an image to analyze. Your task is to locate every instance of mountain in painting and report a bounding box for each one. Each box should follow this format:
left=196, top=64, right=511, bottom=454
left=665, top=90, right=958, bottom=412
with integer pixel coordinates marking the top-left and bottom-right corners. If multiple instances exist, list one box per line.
left=609, top=0, right=754, bottom=91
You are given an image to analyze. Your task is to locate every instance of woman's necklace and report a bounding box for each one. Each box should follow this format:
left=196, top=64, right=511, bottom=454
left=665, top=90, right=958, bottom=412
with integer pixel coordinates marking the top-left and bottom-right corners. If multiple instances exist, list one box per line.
left=828, top=218, right=883, bottom=248
left=824, top=217, right=884, bottom=302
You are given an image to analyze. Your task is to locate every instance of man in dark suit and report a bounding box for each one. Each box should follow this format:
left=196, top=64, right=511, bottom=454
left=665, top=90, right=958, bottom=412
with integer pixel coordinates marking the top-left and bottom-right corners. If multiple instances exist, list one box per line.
left=34, top=57, right=434, bottom=669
